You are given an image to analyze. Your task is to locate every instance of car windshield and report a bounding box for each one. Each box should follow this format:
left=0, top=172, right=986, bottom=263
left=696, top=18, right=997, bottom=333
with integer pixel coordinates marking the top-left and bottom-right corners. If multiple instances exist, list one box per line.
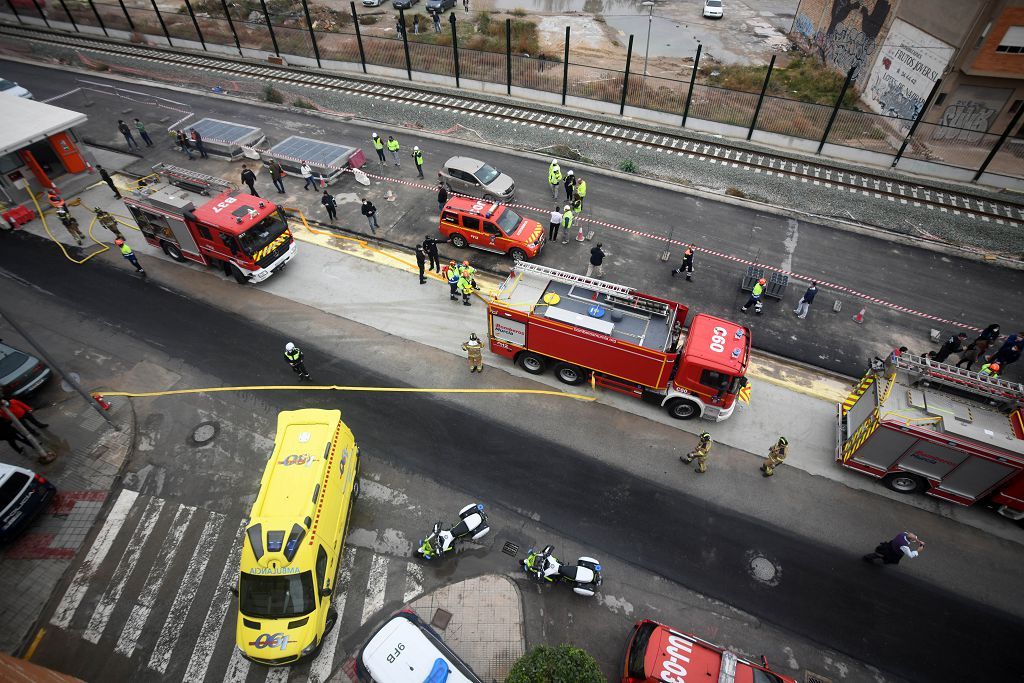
left=237, top=211, right=289, bottom=257
left=495, top=208, right=523, bottom=235
left=476, top=164, right=501, bottom=185
left=0, top=80, right=14, bottom=91
left=239, top=571, right=316, bottom=619
left=707, top=0, right=722, bottom=5
left=0, top=472, right=29, bottom=508
left=751, top=669, right=785, bottom=683
left=0, top=349, right=28, bottom=376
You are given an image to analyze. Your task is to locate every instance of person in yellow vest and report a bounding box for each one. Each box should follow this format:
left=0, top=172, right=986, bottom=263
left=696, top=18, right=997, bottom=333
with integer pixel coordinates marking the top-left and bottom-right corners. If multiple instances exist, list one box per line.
left=371, top=132, right=386, bottom=165
left=461, top=333, right=484, bottom=373
left=114, top=238, right=145, bottom=274
left=681, top=432, right=713, bottom=473
left=761, top=436, right=789, bottom=477
left=457, top=271, right=474, bottom=306
left=459, top=260, right=476, bottom=281
left=574, top=178, right=587, bottom=212
left=443, top=260, right=460, bottom=301
left=387, top=135, right=401, bottom=166
left=741, top=278, right=766, bottom=314
left=980, top=361, right=1001, bottom=378
left=560, top=205, right=573, bottom=245
left=548, top=159, right=562, bottom=199
left=412, top=146, right=425, bottom=178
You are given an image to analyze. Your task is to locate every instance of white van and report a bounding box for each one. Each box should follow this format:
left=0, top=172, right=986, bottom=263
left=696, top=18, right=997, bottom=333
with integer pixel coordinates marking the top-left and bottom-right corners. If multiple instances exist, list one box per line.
left=357, top=611, right=483, bottom=683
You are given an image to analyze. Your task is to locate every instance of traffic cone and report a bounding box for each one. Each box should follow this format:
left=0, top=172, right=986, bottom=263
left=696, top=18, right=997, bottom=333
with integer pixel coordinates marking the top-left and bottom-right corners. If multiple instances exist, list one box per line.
left=575, top=222, right=585, bottom=242
left=92, top=393, right=111, bottom=410
left=85, top=160, right=96, bottom=174
left=853, top=308, right=866, bottom=324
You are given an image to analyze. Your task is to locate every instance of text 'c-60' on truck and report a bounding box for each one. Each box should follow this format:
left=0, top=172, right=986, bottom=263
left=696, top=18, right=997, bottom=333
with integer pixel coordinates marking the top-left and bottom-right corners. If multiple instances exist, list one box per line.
left=487, top=262, right=751, bottom=421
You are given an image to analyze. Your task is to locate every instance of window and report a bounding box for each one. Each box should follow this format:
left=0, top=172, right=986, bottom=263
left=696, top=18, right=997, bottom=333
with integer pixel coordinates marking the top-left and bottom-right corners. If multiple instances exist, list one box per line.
left=995, top=26, right=1024, bottom=53
left=441, top=211, right=458, bottom=224
left=0, top=472, right=29, bottom=509
left=239, top=571, right=316, bottom=619
left=462, top=216, right=480, bottom=230
left=699, top=369, right=730, bottom=391
left=316, top=546, right=329, bottom=594
left=482, top=221, right=501, bottom=236
left=449, top=169, right=475, bottom=183
left=1010, top=99, right=1023, bottom=114
left=934, top=92, right=947, bottom=106
left=197, top=225, right=212, bottom=240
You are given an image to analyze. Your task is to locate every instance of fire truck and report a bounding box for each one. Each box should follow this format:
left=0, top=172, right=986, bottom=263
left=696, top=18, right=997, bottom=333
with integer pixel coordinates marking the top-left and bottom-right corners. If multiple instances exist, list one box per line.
left=123, top=164, right=295, bottom=284
left=837, top=353, right=1024, bottom=522
left=487, top=262, right=750, bottom=421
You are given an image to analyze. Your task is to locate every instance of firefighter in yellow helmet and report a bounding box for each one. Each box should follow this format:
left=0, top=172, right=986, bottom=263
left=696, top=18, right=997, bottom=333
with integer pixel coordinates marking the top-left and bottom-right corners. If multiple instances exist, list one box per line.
left=761, top=436, right=789, bottom=477
left=462, top=333, right=484, bottom=373
left=680, top=432, right=713, bottom=474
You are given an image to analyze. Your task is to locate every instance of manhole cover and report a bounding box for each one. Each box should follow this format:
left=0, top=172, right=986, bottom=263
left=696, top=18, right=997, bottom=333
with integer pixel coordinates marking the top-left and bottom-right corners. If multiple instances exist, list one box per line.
left=502, top=541, right=519, bottom=557
left=190, top=421, right=220, bottom=446
left=431, top=608, right=452, bottom=630
left=746, top=550, right=781, bottom=586
left=60, top=372, right=81, bottom=392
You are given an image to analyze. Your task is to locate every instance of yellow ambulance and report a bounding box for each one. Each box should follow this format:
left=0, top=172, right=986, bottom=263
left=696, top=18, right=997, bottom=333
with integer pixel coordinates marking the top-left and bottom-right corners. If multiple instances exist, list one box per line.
left=235, top=408, right=360, bottom=665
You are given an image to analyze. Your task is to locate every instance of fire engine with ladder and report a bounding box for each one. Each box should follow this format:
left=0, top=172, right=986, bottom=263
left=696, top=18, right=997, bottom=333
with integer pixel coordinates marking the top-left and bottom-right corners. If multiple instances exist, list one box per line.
left=487, top=262, right=751, bottom=421
left=837, top=352, right=1024, bottom=522
left=123, top=164, right=295, bottom=284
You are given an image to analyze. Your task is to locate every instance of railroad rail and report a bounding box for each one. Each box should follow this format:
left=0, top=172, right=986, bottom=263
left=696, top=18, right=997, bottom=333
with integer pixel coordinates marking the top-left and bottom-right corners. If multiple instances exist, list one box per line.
left=3, top=22, right=1023, bottom=227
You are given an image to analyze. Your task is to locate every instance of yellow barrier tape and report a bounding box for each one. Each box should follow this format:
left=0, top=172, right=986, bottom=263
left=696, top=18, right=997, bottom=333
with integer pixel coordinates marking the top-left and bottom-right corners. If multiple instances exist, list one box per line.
left=95, top=385, right=597, bottom=402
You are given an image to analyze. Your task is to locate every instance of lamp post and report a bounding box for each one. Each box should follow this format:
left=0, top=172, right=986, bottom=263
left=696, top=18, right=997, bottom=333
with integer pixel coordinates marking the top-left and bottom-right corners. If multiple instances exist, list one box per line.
left=642, top=1, right=655, bottom=77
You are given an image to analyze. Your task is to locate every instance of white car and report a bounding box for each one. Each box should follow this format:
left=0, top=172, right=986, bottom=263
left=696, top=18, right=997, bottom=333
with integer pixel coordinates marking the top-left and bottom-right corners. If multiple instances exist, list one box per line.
left=702, top=0, right=723, bottom=18
left=361, top=0, right=382, bottom=5
left=0, top=78, right=32, bottom=99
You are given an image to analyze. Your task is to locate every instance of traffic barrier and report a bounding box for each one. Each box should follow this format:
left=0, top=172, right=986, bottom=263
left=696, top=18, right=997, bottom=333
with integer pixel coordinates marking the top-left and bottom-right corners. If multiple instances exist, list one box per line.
left=853, top=308, right=866, bottom=324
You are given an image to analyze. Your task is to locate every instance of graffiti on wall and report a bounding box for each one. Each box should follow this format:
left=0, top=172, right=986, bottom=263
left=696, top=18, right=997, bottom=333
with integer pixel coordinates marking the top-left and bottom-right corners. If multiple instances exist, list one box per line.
left=865, top=19, right=953, bottom=124
left=932, top=86, right=1011, bottom=143
left=791, top=0, right=892, bottom=80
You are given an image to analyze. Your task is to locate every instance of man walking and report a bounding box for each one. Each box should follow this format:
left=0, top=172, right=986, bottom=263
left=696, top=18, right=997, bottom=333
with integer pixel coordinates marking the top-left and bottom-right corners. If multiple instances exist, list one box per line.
left=423, top=235, right=445, bottom=272
left=761, top=436, right=788, bottom=477
left=443, top=260, right=460, bottom=301
left=586, top=243, right=606, bottom=278
left=56, top=207, right=84, bottom=245
left=95, top=208, right=124, bottom=241
left=372, top=133, right=387, bottom=165
left=1, top=398, right=49, bottom=436
left=0, top=420, right=31, bottom=456
left=415, top=245, right=427, bottom=284
left=412, top=146, right=425, bottom=178
left=284, top=342, right=311, bottom=381
left=932, top=332, right=968, bottom=363
left=134, top=118, right=154, bottom=147
left=560, top=205, right=572, bottom=245
left=115, top=238, right=146, bottom=274
left=190, top=128, right=209, bottom=159
left=548, top=205, right=562, bottom=242
left=321, top=190, right=338, bottom=222
left=117, top=120, right=139, bottom=149
left=680, top=431, right=712, bottom=473
left=863, top=531, right=925, bottom=566
left=793, top=282, right=818, bottom=319
left=671, top=244, right=695, bottom=281
left=300, top=161, right=316, bottom=191
left=462, top=333, right=484, bottom=373
left=437, top=181, right=448, bottom=212
left=96, top=165, right=122, bottom=199
left=240, top=165, right=259, bottom=197
left=991, top=344, right=1022, bottom=368
left=741, top=278, right=766, bottom=314
left=268, top=159, right=286, bottom=193
left=387, top=136, right=401, bottom=166
left=361, top=198, right=379, bottom=234
left=432, top=10, right=441, bottom=32
left=547, top=159, right=562, bottom=199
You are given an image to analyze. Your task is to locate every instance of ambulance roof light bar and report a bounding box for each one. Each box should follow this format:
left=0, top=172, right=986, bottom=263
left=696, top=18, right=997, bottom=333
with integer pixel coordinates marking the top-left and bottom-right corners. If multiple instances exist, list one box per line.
left=152, top=163, right=233, bottom=196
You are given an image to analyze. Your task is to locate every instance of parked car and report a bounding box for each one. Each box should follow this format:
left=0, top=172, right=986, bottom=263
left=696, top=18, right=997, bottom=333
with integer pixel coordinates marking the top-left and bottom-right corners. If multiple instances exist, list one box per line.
left=361, top=0, right=382, bottom=6
left=438, top=156, right=515, bottom=202
left=702, top=0, right=723, bottom=18
left=425, top=0, right=455, bottom=11
left=0, top=340, right=50, bottom=398
left=392, top=0, right=418, bottom=8
left=0, top=463, right=56, bottom=542
left=0, top=78, right=33, bottom=100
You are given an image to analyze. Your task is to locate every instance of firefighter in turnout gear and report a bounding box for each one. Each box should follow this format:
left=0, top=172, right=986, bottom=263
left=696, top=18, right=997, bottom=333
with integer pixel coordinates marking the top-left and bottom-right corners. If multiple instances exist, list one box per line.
left=761, top=436, right=788, bottom=477
left=681, top=432, right=713, bottom=473
left=284, top=342, right=311, bottom=381
left=95, top=208, right=125, bottom=241
left=462, top=333, right=484, bottom=373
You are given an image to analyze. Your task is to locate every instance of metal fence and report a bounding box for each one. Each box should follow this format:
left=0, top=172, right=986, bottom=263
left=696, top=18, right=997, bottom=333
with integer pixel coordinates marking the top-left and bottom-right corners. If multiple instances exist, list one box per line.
left=3, top=0, right=1021, bottom=181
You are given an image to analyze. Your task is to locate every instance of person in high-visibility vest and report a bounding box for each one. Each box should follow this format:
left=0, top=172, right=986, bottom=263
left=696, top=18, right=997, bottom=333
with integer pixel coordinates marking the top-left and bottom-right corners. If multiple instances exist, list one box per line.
left=741, top=278, right=766, bottom=314
left=461, top=333, right=484, bottom=373
left=412, top=146, right=425, bottom=178
left=284, top=342, right=311, bottom=381
left=457, top=271, right=474, bottom=306
left=443, top=260, right=460, bottom=301
left=371, top=133, right=386, bottom=164
left=114, top=238, right=145, bottom=274
left=387, top=136, right=401, bottom=166
left=560, top=205, right=573, bottom=245
left=548, top=159, right=562, bottom=199
left=980, top=361, right=1001, bottom=377
left=681, top=432, right=713, bottom=473
left=761, top=436, right=788, bottom=477
left=574, top=178, right=587, bottom=211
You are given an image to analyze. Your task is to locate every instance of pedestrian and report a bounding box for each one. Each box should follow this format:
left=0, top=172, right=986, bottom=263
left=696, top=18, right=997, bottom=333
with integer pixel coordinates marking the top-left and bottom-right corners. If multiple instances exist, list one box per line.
left=989, top=331, right=1024, bottom=362
left=0, top=420, right=31, bottom=456
left=563, top=169, right=576, bottom=201
left=991, top=344, right=1022, bottom=368
left=462, top=333, right=484, bottom=373
left=117, top=119, right=139, bottom=149
left=240, top=164, right=259, bottom=197
left=932, top=332, right=967, bottom=363
left=560, top=205, right=572, bottom=245
left=412, top=14, right=419, bottom=33
left=411, top=146, right=425, bottom=178
left=574, top=177, right=587, bottom=211
left=115, top=238, right=145, bottom=274
left=423, top=235, right=446, bottom=272
left=415, top=245, right=427, bottom=284
left=956, top=339, right=989, bottom=371
left=387, top=136, right=401, bottom=166
left=457, top=268, right=474, bottom=306
left=268, top=159, right=286, bottom=193
left=56, top=207, right=84, bottom=245
left=740, top=278, right=766, bottom=314
left=95, top=208, right=124, bottom=240
left=372, top=133, right=387, bottom=165
left=463, top=0, right=468, bottom=11
left=134, top=118, right=154, bottom=147
left=863, top=531, right=925, bottom=566
left=175, top=130, right=195, bottom=160
left=190, top=128, right=209, bottom=159
left=96, top=165, right=122, bottom=199
left=321, top=190, right=338, bottom=222
left=548, top=205, right=562, bottom=242
left=680, top=431, right=712, bottom=473
left=432, top=10, right=441, bottom=31
left=547, top=159, right=562, bottom=199
left=1, top=398, right=49, bottom=436
left=671, top=244, right=695, bottom=281
left=396, top=16, right=405, bottom=39
left=361, top=198, right=379, bottom=234
left=443, top=260, right=460, bottom=301
left=300, top=161, right=315, bottom=191
left=586, top=243, right=605, bottom=278
left=793, top=281, right=818, bottom=319
left=761, top=436, right=788, bottom=477
left=975, top=323, right=1000, bottom=344
left=980, top=361, right=1001, bottom=377
left=437, top=181, right=448, bottom=212
left=284, top=342, right=311, bottom=381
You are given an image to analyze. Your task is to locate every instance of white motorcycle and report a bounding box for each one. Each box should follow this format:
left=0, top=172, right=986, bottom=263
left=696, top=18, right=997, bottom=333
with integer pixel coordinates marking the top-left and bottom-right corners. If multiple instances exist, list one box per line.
left=415, top=503, right=490, bottom=560
left=521, top=544, right=602, bottom=597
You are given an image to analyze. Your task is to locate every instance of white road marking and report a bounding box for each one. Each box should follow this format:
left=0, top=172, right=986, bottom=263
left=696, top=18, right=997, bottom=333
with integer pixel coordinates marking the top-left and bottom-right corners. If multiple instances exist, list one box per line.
left=51, top=489, right=139, bottom=629
left=404, top=562, right=424, bottom=603
left=309, top=545, right=358, bottom=683
left=148, top=512, right=227, bottom=674
left=221, top=644, right=250, bottom=683
left=361, top=554, right=389, bottom=625
left=115, top=504, right=196, bottom=657
left=264, top=666, right=290, bottom=682
left=84, top=497, right=166, bottom=644
left=781, top=218, right=799, bottom=274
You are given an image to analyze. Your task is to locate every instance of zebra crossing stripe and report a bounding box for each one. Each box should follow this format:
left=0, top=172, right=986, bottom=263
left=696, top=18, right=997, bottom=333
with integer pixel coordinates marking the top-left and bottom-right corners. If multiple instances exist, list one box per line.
left=265, top=667, right=291, bottom=682
left=84, top=497, right=166, bottom=644
left=148, top=512, right=226, bottom=674
left=115, top=504, right=195, bottom=658
left=182, top=520, right=247, bottom=683
left=404, top=562, right=423, bottom=603
left=361, top=554, right=389, bottom=625
left=51, top=489, right=139, bottom=630
left=221, top=644, right=250, bottom=683
left=309, top=545, right=358, bottom=683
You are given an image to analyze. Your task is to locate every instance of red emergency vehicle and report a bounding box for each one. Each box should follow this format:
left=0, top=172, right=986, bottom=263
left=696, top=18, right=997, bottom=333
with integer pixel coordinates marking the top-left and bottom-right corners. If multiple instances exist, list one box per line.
left=838, top=352, right=1024, bottom=522
left=622, top=620, right=796, bottom=683
left=123, top=164, right=295, bottom=284
left=487, top=262, right=750, bottom=421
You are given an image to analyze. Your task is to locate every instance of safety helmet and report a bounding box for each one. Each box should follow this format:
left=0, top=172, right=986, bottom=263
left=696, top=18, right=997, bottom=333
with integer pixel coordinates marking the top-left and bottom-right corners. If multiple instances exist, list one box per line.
left=462, top=260, right=470, bottom=266
left=566, top=170, right=574, bottom=176
left=414, top=146, right=420, bottom=151
left=114, top=238, right=124, bottom=246
left=372, top=133, right=378, bottom=138
left=470, top=333, right=478, bottom=340
left=699, top=431, right=711, bottom=440
left=758, top=278, right=767, bottom=285
left=990, top=363, right=1001, bottom=372
left=285, top=342, right=295, bottom=352
left=449, top=259, right=457, bottom=265
left=564, top=205, right=571, bottom=212
left=551, top=158, right=558, bottom=165
left=778, top=436, right=788, bottom=445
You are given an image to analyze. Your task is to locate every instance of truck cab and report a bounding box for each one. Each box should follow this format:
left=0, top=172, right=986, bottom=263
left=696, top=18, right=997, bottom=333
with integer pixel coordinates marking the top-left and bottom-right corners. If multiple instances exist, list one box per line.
left=668, top=314, right=750, bottom=421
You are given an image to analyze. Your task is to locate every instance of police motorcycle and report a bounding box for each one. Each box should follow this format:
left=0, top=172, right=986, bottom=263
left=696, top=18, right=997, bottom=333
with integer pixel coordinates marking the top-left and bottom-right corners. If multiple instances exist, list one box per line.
left=521, top=544, right=602, bottom=597
left=415, top=503, right=490, bottom=560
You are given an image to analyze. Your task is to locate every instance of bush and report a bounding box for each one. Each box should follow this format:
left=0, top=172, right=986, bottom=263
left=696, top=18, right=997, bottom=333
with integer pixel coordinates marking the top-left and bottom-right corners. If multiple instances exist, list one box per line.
left=359, top=14, right=379, bottom=25
left=264, top=85, right=284, bottom=103
left=702, top=55, right=859, bottom=106
left=619, top=159, right=638, bottom=173
left=293, top=98, right=317, bottom=110
left=725, top=187, right=746, bottom=197
left=507, top=644, right=605, bottom=683
left=510, top=7, right=526, bottom=16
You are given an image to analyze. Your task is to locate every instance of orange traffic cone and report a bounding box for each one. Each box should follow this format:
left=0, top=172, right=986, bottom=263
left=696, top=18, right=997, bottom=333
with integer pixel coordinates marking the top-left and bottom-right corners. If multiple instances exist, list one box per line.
left=575, top=222, right=585, bottom=242
left=853, top=308, right=866, bottom=324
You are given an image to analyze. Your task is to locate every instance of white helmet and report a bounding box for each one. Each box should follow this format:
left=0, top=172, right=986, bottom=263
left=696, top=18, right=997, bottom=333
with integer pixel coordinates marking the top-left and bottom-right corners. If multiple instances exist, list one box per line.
left=567, top=169, right=574, bottom=176
left=372, top=133, right=379, bottom=138
left=551, top=158, right=558, bottom=165
left=563, top=205, right=571, bottom=212
left=285, top=342, right=295, bottom=351
left=414, top=146, right=420, bottom=151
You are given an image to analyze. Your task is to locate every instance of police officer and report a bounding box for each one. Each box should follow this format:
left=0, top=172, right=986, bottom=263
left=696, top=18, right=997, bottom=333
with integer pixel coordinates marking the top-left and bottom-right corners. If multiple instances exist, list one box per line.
left=457, top=270, right=474, bottom=306
left=387, top=135, right=401, bottom=166
left=412, top=146, right=425, bottom=178
left=680, top=432, right=712, bottom=473
left=560, top=205, right=573, bottom=245
left=443, top=260, right=460, bottom=301
left=115, top=238, right=145, bottom=274
left=548, top=159, right=562, bottom=199
left=95, top=208, right=125, bottom=241
left=415, top=245, right=427, bottom=284
left=423, top=235, right=446, bottom=272
left=672, top=244, right=695, bottom=281
left=462, top=333, right=484, bottom=373
left=761, top=436, right=788, bottom=477
left=741, top=278, right=766, bottom=314
left=371, top=133, right=386, bottom=165
left=284, top=342, right=311, bottom=381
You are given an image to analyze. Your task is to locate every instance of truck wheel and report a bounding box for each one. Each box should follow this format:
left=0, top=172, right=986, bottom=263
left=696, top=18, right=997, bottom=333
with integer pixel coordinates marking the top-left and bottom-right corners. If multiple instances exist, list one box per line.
left=884, top=472, right=927, bottom=495
left=518, top=352, right=547, bottom=375
left=665, top=398, right=700, bottom=420
left=161, top=242, right=186, bottom=262
left=554, top=363, right=585, bottom=385
left=230, top=265, right=248, bottom=284
left=509, top=247, right=528, bottom=262
left=450, top=233, right=468, bottom=249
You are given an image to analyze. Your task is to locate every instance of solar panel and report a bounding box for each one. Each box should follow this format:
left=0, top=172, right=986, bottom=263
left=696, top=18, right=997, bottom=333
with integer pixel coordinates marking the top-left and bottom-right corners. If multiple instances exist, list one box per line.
left=189, top=118, right=262, bottom=144
left=268, top=136, right=359, bottom=167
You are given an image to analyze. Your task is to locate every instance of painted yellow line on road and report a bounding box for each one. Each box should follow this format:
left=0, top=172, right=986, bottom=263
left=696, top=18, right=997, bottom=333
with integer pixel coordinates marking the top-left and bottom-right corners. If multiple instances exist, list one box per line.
left=96, top=385, right=596, bottom=402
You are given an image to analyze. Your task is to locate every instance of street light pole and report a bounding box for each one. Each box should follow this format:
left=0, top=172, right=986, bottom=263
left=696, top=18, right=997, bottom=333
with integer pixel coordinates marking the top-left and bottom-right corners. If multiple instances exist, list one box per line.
left=642, top=1, right=655, bottom=77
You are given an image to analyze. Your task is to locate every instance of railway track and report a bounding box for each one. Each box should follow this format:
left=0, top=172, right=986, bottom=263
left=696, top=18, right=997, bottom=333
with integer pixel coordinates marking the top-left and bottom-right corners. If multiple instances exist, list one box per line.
left=4, top=21, right=1023, bottom=227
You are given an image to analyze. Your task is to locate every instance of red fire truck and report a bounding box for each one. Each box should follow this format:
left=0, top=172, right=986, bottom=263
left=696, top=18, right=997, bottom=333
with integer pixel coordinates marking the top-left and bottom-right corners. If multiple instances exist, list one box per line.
left=123, top=164, right=295, bottom=284
left=837, top=353, right=1024, bottom=522
left=487, top=262, right=750, bottom=421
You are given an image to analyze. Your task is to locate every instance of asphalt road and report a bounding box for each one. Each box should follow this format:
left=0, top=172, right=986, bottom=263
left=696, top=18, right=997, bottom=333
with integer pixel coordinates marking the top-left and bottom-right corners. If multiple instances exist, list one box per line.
left=3, top=232, right=1023, bottom=682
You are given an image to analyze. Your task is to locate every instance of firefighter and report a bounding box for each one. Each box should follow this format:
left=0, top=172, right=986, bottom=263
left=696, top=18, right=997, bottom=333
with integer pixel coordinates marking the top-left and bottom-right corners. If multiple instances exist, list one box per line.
left=443, top=260, right=460, bottom=301
left=741, top=278, right=766, bottom=314
left=95, top=208, right=125, bottom=241
left=284, top=342, right=311, bottom=381
left=457, top=270, right=474, bottom=306
left=547, top=159, right=562, bottom=199
left=980, top=361, right=1001, bottom=378
left=56, top=207, right=84, bottom=245
left=680, top=432, right=712, bottom=474
left=462, top=333, right=484, bottom=373
left=761, top=436, right=788, bottom=477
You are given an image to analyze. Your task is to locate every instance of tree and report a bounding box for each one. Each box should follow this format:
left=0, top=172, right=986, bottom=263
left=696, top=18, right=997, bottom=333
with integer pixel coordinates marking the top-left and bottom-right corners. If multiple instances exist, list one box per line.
left=506, top=644, right=605, bottom=683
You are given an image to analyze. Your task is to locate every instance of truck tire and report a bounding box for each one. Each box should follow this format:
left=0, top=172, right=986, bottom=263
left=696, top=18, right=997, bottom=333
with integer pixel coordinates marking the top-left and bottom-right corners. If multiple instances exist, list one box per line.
left=508, top=247, right=528, bottom=262
left=517, top=352, right=547, bottom=375
left=665, top=397, right=700, bottom=420
left=554, top=362, right=585, bottom=385
left=161, top=241, right=186, bottom=262
left=884, top=472, right=927, bottom=495
left=230, top=264, right=248, bottom=284
left=450, top=233, right=468, bottom=249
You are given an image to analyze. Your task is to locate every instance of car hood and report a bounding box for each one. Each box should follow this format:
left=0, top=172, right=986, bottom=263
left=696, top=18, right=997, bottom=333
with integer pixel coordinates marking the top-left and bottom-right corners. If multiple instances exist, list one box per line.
left=488, top=173, right=515, bottom=196
left=237, top=612, right=318, bottom=659
left=511, top=219, right=544, bottom=244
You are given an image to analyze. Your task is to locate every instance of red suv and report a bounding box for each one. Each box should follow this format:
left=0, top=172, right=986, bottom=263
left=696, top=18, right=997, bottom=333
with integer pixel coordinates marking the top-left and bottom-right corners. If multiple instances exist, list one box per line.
left=439, top=197, right=544, bottom=261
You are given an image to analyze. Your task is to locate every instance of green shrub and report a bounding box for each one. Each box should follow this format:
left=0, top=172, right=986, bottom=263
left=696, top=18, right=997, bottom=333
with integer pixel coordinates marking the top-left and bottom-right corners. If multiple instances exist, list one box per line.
left=619, top=159, right=638, bottom=173
left=293, top=98, right=317, bottom=110
left=264, top=85, right=284, bottom=103
left=507, top=644, right=605, bottom=683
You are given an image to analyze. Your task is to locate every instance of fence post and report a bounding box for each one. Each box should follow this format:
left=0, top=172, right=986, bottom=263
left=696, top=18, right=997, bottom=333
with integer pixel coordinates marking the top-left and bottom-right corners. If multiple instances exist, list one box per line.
left=619, top=34, right=633, bottom=116
left=681, top=43, right=701, bottom=127
left=220, top=0, right=242, bottom=56
left=183, top=0, right=206, bottom=50
left=747, top=54, right=775, bottom=140
left=892, top=78, right=941, bottom=167
left=300, top=0, right=321, bottom=67
left=817, top=66, right=855, bottom=154
left=148, top=0, right=171, bottom=45
left=561, top=25, right=570, bottom=106
left=351, top=2, right=367, bottom=73
left=5, top=0, right=24, bottom=25
left=86, top=0, right=108, bottom=35
left=505, top=18, right=511, bottom=95
left=972, top=104, right=1024, bottom=182
left=259, top=0, right=280, bottom=57
left=450, top=13, right=460, bottom=87
left=56, top=0, right=78, bottom=31
left=399, top=8, right=412, bottom=80
left=30, top=0, right=50, bottom=28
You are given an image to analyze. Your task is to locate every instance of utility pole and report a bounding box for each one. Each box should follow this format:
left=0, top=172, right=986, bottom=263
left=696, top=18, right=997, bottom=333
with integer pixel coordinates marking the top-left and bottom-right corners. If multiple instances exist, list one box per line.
left=0, top=401, right=54, bottom=464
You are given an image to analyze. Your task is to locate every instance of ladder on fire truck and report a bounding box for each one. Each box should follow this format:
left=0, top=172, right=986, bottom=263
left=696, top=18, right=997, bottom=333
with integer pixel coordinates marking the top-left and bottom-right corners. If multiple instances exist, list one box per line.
left=890, top=352, right=1024, bottom=411
left=512, top=261, right=671, bottom=317
left=151, top=163, right=233, bottom=196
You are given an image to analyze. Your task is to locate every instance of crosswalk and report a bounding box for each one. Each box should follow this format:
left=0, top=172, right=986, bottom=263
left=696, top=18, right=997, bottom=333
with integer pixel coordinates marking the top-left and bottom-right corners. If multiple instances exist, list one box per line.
left=43, top=488, right=432, bottom=682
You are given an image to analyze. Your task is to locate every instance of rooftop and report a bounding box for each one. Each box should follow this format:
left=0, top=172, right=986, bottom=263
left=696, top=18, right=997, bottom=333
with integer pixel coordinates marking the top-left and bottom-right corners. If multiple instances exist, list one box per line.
left=0, top=95, right=87, bottom=154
